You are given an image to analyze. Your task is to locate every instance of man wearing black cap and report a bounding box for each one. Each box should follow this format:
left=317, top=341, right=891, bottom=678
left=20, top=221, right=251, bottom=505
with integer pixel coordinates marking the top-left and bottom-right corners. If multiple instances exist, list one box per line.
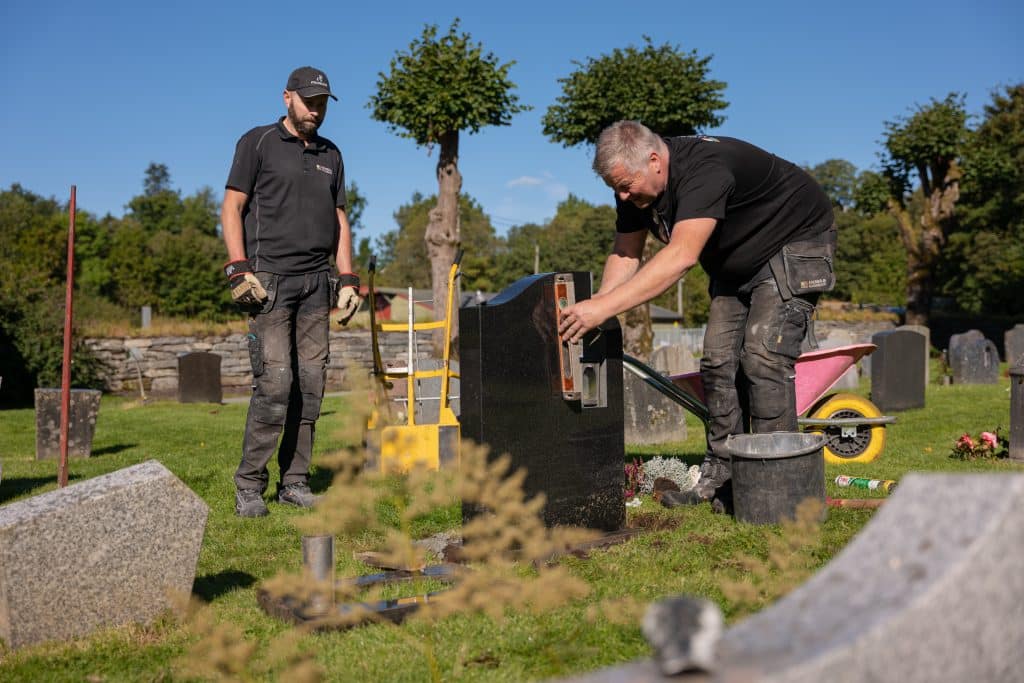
left=222, top=66, right=361, bottom=517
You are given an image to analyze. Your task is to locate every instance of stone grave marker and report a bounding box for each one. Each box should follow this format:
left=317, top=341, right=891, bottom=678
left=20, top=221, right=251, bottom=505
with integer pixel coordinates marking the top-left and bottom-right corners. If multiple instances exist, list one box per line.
left=947, top=329, right=984, bottom=368
left=897, top=324, right=930, bottom=385
left=623, top=369, right=687, bottom=445
left=951, top=336, right=1000, bottom=385
left=565, top=473, right=1024, bottom=683
left=650, top=345, right=697, bottom=376
left=0, top=460, right=209, bottom=650
left=177, top=351, right=223, bottom=403
left=870, top=329, right=926, bottom=411
left=34, top=388, right=102, bottom=460
left=818, top=328, right=860, bottom=390
left=1004, top=323, right=1024, bottom=367
left=460, top=272, right=625, bottom=531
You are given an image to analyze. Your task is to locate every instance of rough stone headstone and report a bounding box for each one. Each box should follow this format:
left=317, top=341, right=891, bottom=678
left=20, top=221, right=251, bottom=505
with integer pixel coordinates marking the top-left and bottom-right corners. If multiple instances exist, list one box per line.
left=947, top=329, right=984, bottom=368
left=1012, top=362, right=1024, bottom=462
left=623, top=369, right=687, bottom=445
left=177, top=351, right=222, bottom=403
left=1004, top=323, right=1024, bottom=367
left=870, top=329, right=926, bottom=412
left=951, top=337, right=1000, bottom=385
left=897, top=324, right=930, bottom=385
left=0, top=460, right=209, bottom=650
left=460, top=272, right=625, bottom=531
left=650, top=345, right=697, bottom=376
left=34, top=388, right=102, bottom=460
left=563, top=473, right=1024, bottom=683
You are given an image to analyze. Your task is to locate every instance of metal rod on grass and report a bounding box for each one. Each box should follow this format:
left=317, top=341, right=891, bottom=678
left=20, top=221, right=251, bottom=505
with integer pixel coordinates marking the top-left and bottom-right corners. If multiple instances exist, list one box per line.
left=58, top=185, right=76, bottom=488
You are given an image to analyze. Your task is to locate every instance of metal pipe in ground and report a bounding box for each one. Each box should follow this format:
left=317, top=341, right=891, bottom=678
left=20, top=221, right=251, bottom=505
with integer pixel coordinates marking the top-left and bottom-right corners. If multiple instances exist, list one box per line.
left=302, top=535, right=335, bottom=614
left=58, top=185, right=77, bottom=488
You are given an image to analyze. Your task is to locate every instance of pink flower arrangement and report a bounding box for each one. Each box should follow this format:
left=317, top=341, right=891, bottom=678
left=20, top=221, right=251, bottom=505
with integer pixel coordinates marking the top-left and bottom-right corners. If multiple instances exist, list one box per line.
left=950, top=428, right=1008, bottom=460
left=624, top=458, right=644, bottom=500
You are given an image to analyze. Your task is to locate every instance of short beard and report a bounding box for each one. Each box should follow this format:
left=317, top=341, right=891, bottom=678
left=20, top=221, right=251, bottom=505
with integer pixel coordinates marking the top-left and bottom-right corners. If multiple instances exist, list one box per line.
left=287, top=101, right=320, bottom=138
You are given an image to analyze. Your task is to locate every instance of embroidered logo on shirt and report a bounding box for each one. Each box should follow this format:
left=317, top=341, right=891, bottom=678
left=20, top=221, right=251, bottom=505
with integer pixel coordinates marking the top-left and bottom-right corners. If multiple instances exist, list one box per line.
left=315, top=164, right=333, bottom=175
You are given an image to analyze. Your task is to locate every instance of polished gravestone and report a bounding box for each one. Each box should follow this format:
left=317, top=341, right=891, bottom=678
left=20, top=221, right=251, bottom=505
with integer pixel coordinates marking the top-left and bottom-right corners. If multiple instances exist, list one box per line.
left=1004, top=323, right=1024, bottom=367
left=34, top=388, right=102, bottom=460
left=564, top=473, right=1024, bottom=683
left=459, top=272, right=625, bottom=531
left=897, top=324, right=930, bottom=385
left=951, top=336, right=1000, bottom=385
left=0, top=460, right=209, bottom=650
left=177, top=351, right=223, bottom=403
left=870, top=329, right=926, bottom=412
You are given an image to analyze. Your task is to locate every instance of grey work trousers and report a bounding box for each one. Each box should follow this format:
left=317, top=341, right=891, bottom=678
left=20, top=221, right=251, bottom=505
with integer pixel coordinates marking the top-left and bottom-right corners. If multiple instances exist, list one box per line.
left=234, top=270, right=331, bottom=492
left=700, top=276, right=817, bottom=463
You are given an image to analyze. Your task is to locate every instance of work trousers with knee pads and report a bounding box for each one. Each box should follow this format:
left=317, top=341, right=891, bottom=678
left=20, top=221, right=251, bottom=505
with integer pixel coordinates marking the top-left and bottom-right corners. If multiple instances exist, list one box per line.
left=700, top=276, right=817, bottom=464
left=234, top=271, right=331, bottom=492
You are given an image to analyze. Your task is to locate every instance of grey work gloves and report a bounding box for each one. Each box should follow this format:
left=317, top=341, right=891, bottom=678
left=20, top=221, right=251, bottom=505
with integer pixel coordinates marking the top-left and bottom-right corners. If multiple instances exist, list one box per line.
left=224, top=259, right=268, bottom=307
left=335, top=272, right=362, bottom=326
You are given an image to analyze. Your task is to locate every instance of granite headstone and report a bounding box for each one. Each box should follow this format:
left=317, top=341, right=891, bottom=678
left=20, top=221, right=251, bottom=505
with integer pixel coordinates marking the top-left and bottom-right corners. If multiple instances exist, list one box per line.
left=34, top=388, right=102, bottom=460
left=870, top=329, right=926, bottom=411
left=0, top=460, right=209, bottom=650
left=563, top=473, right=1024, bottom=683
left=897, top=324, right=930, bottom=385
left=459, top=272, right=625, bottom=531
left=947, top=329, right=984, bottom=367
left=1004, top=323, right=1024, bottom=367
left=950, top=337, right=1000, bottom=385
left=623, top=369, right=687, bottom=445
left=177, top=351, right=223, bottom=403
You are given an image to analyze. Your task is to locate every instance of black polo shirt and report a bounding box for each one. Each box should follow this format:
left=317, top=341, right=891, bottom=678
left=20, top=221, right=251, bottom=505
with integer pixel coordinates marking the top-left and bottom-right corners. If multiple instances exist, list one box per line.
left=226, top=118, right=346, bottom=275
left=616, top=135, right=833, bottom=286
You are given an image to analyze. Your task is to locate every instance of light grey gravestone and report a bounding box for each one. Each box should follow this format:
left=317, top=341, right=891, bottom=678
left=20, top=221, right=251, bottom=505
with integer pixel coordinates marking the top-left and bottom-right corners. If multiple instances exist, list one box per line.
left=623, top=369, right=687, bottom=445
left=562, top=473, right=1024, bottom=683
left=951, top=337, right=1000, bottom=385
left=650, top=345, right=698, bottom=377
left=818, top=328, right=860, bottom=390
left=0, top=460, right=209, bottom=650
left=34, top=388, right=102, bottom=460
left=897, top=324, right=930, bottom=385
left=1004, top=323, right=1024, bottom=367
left=870, top=329, right=926, bottom=411
left=947, top=329, right=984, bottom=368
left=177, top=351, right=223, bottom=403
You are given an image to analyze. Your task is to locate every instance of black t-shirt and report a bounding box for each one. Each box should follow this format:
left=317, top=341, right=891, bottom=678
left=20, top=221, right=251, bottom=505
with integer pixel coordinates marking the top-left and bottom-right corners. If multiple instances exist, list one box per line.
left=226, top=119, right=346, bottom=275
left=616, top=135, right=833, bottom=285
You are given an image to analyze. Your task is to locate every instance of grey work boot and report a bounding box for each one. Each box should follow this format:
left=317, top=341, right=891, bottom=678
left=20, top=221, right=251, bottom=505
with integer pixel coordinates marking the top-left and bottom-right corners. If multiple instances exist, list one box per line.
left=277, top=482, right=318, bottom=508
left=235, top=488, right=269, bottom=518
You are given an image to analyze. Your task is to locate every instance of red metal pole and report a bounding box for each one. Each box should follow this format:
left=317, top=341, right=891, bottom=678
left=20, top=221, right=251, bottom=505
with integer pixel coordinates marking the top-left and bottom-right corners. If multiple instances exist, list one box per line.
left=58, top=186, right=76, bottom=488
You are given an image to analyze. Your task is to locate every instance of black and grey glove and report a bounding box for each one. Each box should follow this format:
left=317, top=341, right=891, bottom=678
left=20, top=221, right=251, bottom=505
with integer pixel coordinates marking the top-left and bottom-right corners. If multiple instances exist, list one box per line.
left=335, top=272, right=361, bottom=326
left=224, top=259, right=268, bottom=307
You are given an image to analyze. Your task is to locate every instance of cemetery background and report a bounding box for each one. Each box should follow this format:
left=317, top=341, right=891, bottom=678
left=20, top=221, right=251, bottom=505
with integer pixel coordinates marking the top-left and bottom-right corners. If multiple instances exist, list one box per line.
left=0, top=355, right=1020, bottom=680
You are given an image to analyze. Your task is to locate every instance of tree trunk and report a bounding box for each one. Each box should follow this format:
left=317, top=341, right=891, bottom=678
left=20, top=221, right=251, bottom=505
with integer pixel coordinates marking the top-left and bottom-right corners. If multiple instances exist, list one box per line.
left=618, top=238, right=658, bottom=360
left=425, top=130, right=461, bottom=354
left=890, top=163, right=960, bottom=327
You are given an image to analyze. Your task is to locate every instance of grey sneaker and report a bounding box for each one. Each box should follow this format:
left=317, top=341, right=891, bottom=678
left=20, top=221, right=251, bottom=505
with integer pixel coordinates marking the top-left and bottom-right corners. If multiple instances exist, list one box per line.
left=235, top=488, right=269, bottom=517
left=277, top=482, right=318, bottom=508
left=694, top=456, right=731, bottom=500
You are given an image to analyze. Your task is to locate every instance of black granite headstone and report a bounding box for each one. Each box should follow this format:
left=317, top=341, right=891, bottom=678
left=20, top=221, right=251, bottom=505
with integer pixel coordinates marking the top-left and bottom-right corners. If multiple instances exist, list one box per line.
left=34, top=388, right=102, bottom=460
left=1004, top=324, right=1024, bottom=367
left=177, top=352, right=222, bottom=404
left=459, top=272, right=625, bottom=531
left=951, top=337, right=1000, bottom=385
left=870, top=329, right=926, bottom=412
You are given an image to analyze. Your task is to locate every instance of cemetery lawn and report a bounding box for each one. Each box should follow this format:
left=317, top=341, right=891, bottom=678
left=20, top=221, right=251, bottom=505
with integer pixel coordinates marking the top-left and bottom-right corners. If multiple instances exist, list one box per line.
left=0, top=375, right=1021, bottom=682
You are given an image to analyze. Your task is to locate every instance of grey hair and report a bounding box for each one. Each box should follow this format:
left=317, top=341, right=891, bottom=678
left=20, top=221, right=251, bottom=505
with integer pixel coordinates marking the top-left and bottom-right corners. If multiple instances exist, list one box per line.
left=592, top=121, right=663, bottom=181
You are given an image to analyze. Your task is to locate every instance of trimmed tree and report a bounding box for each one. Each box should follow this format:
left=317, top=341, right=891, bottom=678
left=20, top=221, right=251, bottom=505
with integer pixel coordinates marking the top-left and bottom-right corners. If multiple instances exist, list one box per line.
left=542, top=36, right=728, bottom=357
left=369, top=19, right=528, bottom=346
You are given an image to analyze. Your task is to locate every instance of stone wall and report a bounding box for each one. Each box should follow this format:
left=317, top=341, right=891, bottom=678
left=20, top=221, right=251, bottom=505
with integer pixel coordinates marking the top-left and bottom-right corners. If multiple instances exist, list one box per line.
left=85, top=330, right=432, bottom=396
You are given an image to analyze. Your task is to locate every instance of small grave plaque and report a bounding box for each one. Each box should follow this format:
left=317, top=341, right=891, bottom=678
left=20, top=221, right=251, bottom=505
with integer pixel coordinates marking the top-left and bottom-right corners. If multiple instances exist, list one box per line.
left=177, top=352, right=222, bottom=403
left=870, top=329, right=926, bottom=411
left=34, top=388, right=101, bottom=460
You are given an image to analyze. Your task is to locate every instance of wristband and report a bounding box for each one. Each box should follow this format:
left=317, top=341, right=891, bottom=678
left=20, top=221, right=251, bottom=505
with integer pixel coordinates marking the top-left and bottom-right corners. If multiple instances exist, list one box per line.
left=337, top=272, right=360, bottom=289
left=224, top=259, right=252, bottom=279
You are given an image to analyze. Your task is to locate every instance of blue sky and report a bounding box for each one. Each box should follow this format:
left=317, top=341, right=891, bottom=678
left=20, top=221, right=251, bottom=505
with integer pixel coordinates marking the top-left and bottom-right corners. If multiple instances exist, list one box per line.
left=1, top=0, right=1020, bottom=246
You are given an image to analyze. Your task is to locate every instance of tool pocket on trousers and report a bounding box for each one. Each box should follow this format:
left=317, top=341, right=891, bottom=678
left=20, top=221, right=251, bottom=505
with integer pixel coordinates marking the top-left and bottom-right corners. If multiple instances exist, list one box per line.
left=247, top=332, right=264, bottom=378
left=782, top=239, right=835, bottom=296
left=252, top=272, right=278, bottom=314
left=763, top=297, right=814, bottom=360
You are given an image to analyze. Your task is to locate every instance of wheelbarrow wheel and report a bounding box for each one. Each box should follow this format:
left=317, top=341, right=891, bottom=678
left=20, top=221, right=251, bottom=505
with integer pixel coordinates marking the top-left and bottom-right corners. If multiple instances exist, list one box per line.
left=806, top=393, right=886, bottom=464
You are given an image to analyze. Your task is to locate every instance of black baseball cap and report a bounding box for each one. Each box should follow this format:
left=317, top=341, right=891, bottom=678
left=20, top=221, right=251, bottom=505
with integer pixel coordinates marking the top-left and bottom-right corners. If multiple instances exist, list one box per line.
left=285, top=66, right=338, bottom=101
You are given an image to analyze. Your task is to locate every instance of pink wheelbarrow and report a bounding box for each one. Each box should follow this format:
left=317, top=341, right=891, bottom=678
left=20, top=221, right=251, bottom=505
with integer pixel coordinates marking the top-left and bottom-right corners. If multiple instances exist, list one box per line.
left=622, top=343, right=895, bottom=464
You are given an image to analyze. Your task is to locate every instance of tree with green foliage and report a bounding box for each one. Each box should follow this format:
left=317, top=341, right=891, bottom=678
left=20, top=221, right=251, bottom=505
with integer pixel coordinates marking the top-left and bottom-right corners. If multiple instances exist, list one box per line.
left=942, top=84, right=1024, bottom=315
left=542, top=37, right=728, bottom=356
left=369, top=19, right=528, bottom=343
left=807, top=159, right=857, bottom=211
left=376, top=192, right=499, bottom=295
left=876, top=93, right=970, bottom=325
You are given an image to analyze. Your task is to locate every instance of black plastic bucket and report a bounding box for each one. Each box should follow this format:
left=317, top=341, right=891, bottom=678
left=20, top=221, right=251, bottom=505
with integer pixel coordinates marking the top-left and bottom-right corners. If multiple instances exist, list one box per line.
left=726, top=432, right=827, bottom=525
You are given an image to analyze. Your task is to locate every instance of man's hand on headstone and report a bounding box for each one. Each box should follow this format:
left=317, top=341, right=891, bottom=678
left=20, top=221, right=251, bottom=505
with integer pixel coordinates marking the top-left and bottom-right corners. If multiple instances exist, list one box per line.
left=335, top=273, right=361, bottom=326
left=224, top=259, right=267, bottom=307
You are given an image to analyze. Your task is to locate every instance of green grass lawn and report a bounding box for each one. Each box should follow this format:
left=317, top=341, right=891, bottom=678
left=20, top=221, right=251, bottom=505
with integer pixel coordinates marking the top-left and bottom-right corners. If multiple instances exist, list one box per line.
left=0, top=374, right=1020, bottom=682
